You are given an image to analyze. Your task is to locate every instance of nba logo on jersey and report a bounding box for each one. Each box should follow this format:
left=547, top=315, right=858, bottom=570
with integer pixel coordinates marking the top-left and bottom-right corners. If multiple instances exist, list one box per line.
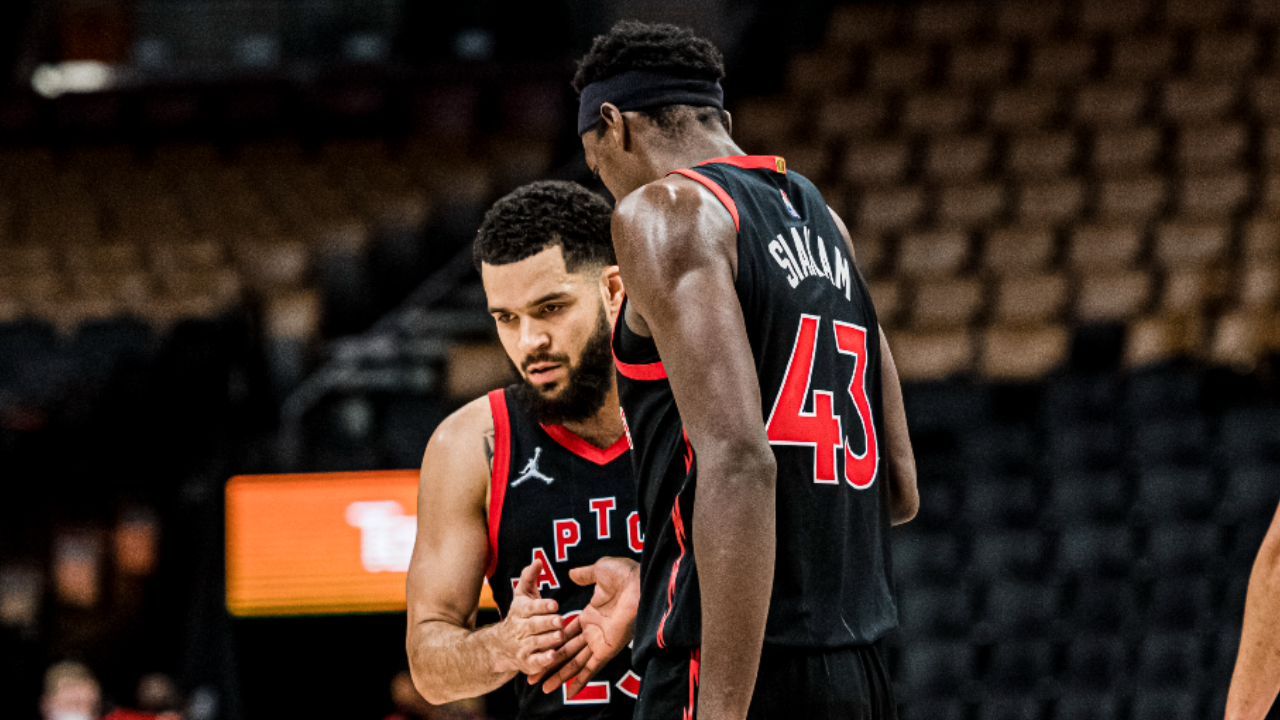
left=780, top=189, right=801, bottom=220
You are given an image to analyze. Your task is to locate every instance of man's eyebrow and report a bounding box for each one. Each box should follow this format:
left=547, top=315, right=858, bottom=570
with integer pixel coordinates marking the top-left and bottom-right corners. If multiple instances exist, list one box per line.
left=487, top=292, right=574, bottom=315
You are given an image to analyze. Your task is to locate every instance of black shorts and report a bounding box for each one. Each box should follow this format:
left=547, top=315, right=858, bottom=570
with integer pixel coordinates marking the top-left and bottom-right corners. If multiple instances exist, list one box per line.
left=634, top=641, right=897, bottom=720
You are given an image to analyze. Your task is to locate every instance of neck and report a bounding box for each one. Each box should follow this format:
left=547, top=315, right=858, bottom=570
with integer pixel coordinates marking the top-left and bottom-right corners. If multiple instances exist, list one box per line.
left=638, top=131, right=745, bottom=190
left=557, top=389, right=623, bottom=448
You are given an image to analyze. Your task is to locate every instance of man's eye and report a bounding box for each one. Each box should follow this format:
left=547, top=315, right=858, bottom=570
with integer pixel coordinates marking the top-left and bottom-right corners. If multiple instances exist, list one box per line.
left=542, top=304, right=561, bottom=314
left=495, top=314, right=515, bottom=324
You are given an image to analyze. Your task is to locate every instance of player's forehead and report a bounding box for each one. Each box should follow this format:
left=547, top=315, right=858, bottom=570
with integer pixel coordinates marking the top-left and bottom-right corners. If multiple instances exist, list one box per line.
left=482, top=244, right=594, bottom=311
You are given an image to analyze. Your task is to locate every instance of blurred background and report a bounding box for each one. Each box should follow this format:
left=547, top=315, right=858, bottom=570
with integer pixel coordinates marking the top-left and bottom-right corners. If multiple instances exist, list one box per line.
left=1, top=0, right=1279, bottom=718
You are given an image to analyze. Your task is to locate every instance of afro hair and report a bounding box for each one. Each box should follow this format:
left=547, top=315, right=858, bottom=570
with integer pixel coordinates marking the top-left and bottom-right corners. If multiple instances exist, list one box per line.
left=473, top=180, right=615, bottom=273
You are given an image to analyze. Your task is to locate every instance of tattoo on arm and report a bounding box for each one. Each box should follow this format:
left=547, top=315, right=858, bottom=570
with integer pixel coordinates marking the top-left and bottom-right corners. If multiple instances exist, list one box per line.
left=483, top=427, right=496, bottom=473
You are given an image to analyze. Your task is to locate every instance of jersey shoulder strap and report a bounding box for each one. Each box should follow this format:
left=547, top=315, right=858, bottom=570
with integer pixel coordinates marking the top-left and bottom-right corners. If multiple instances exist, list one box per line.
left=485, top=388, right=512, bottom=579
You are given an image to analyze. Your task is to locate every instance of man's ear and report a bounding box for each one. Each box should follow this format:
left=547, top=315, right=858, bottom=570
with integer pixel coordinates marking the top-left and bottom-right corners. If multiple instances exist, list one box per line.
left=600, top=265, right=624, bottom=318
left=600, top=102, right=629, bottom=151
left=722, top=109, right=733, bottom=137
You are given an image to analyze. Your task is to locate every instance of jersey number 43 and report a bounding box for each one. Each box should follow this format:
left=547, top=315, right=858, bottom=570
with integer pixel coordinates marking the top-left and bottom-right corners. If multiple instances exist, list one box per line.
left=766, top=314, right=879, bottom=489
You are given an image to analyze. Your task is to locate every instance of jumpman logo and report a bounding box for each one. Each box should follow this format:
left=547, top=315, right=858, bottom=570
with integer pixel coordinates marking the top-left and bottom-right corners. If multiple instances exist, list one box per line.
left=512, top=447, right=554, bottom=487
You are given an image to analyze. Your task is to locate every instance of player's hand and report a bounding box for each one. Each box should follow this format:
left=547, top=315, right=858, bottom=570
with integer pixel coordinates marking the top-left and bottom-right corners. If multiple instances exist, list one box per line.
left=529, top=556, right=640, bottom=696
left=495, top=559, right=565, bottom=676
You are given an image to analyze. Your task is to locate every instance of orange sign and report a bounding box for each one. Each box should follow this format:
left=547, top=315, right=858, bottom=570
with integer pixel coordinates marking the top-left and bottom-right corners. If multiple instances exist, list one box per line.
left=226, top=471, right=496, bottom=617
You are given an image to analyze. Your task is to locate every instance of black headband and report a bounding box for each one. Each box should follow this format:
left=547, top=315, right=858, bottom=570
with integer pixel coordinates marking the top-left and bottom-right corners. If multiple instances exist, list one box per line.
left=577, top=70, right=724, bottom=136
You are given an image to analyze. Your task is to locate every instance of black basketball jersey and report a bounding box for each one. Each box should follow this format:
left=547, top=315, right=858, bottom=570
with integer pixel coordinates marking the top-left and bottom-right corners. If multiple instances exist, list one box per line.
left=612, top=155, right=896, bottom=671
left=485, top=386, right=643, bottom=719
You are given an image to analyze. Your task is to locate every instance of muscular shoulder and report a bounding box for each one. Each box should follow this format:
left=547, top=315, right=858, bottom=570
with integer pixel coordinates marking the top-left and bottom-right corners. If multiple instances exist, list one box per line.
left=612, top=175, right=737, bottom=277
left=420, top=394, right=495, bottom=506
left=427, top=394, right=495, bottom=457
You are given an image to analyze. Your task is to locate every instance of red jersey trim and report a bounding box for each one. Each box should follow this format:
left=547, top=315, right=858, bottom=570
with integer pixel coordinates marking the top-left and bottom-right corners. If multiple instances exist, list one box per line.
left=697, top=155, right=787, bottom=173
left=485, top=389, right=512, bottom=579
left=611, top=293, right=668, bottom=381
left=539, top=423, right=629, bottom=465
left=668, top=168, right=740, bottom=233
left=656, top=491, right=689, bottom=649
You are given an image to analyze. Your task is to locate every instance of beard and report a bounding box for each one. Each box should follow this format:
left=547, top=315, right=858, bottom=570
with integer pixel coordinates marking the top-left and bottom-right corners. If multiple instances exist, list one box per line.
left=510, top=302, right=615, bottom=426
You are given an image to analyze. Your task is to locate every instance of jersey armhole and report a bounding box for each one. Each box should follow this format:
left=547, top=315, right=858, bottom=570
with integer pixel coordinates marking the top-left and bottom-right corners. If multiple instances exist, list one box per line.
left=611, top=295, right=668, bottom=381
left=668, top=168, right=740, bottom=232
left=485, top=389, right=512, bottom=579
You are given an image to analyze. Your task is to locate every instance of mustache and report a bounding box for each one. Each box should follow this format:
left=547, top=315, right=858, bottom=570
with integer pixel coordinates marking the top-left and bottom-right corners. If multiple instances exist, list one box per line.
left=521, top=352, right=571, bottom=374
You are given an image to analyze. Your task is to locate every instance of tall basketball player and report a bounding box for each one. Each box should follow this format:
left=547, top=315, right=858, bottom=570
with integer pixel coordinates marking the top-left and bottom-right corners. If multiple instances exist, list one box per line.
left=406, top=181, right=643, bottom=719
left=537, top=21, right=920, bottom=720
left=1225, top=499, right=1280, bottom=720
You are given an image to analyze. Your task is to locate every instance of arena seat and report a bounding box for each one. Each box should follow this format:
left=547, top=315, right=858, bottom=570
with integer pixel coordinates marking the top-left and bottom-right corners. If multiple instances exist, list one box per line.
left=1007, top=131, right=1079, bottom=179
left=825, top=3, right=899, bottom=48
left=1015, top=178, right=1087, bottom=224
left=982, top=226, right=1057, bottom=275
left=900, top=699, right=968, bottom=720
left=1041, top=372, right=1121, bottom=423
left=1064, top=577, right=1140, bottom=632
left=1128, top=416, right=1210, bottom=468
left=1068, top=224, right=1145, bottom=271
left=1154, top=221, right=1230, bottom=268
left=1028, top=38, right=1098, bottom=84
left=1108, top=36, right=1178, bottom=81
left=978, top=581, right=1062, bottom=641
left=1073, top=81, right=1150, bottom=126
left=1235, top=259, right=1280, bottom=308
left=1161, top=78, right=1239, bottom=121
left=978, top=323, right=1070, bottom=380
left=1057, top=525, right=1137, bottom=577
left=909, top=277, right=985, bottom=328
left=1136, top=632, right=1206, bottom=688
left=891, top=328, right=976, bottom=380
left=968, top=529, right=1051, bottom=580
left=912, top=0, right=984, bottom=40
left=1075, top=270, right=1155, bottom=322
left=988, top=86, right=1062, bottom=129
left=924, top=135, right=994, bottom=181
left=1123, top=362, right=1202, bottom=416
left=893, top=530, right=966, bottom=586
left=1123, top=313, right=1198, bottom=368
left=1248, top=75, right=1280, bottom=117
left=1191, top=30, right=1260, bottom=78
left=1051, top=693, right=1121, bottom=720
left=896, top=640, right=977, bottom=698
left=947, top=42, right=1015, bottom=88
left=858, top=186, right=926, bottom=232
left=976, top=697, right=1047, bottom=720
left=1129, top=691, right=1200, bottom=720
left=1175, top=170, right=1250, bottom=219
left=898, top=230, right=971, bottom=277
left=1077, top=0, right=1151, bottom=34
left=904, top=91, right=976, bottom=135
left=1175, top=123, right=1247, bottom=170
left=1144, top=574, right=1216, bottom=631
left=868, top=279, right=904, bottom=323
left=995, top=0, right=1064, bottom=37
left=1208, top=309, right=1277, bottom=371
left=868, top=47, right=933, bottom=90
left=1096, top=174, right=1169, bottom=222
left=897, top=585, right=975, bottom=639
left=1092, top=126, right=1164, bottom=175
left=842, top=140, right=913, bottom=186
left=1045, top=468, right=1130, bottom=523
left=817, top=96, right=887, bottom=139
left=1217, top=462, right=1280, bottom=522
left=1061, top=636, right=1128, bottom=691
left=1134, top=465, right=1215, bottom=522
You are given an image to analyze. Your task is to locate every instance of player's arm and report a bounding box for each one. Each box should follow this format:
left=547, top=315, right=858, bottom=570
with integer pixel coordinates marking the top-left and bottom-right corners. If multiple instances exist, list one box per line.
left=1225, top=500, right=1280, bottom=720
left=614, top=178, right=778, bottom=720
left=828, top=207, right=919, bottom=525
left=406, top=397, right=567, bottom=704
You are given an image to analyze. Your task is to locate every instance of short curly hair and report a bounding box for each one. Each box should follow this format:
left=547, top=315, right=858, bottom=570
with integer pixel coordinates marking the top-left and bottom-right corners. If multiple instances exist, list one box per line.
left=473, top=180, right=615, bottom=273
left=573, top=20, right=728, bottom=134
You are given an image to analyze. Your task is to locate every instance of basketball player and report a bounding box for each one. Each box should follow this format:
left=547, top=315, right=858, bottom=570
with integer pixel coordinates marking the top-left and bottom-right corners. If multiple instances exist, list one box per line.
left=536, top=21, right=920, bottom=720
left=406, top=181, right=643, bottom=719
left=1225, top=499, right=1280, bottom=720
